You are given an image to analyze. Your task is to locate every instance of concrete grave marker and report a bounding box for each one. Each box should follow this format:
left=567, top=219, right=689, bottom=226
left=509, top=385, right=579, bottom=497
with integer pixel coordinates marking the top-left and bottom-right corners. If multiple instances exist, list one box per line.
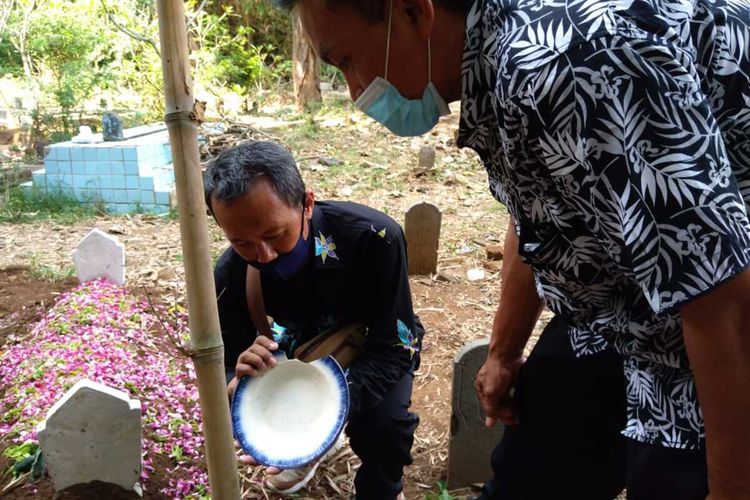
left=418, top=145, right=436, bottom=170
left=37, top=379, right=142, bottom=493
left=447, top=339, right=505, bottom=489
left=102, top=111, right=124, bottom=141
left=72, top=228, right=126, bottom=286
left=404, top=202, right=441, bottom=275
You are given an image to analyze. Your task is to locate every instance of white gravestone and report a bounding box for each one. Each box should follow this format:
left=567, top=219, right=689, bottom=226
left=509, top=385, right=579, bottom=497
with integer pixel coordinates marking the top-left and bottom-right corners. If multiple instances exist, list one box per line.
left=37, top=379, right=142, bottom=493
left=72, top=228, right=126, bottom=285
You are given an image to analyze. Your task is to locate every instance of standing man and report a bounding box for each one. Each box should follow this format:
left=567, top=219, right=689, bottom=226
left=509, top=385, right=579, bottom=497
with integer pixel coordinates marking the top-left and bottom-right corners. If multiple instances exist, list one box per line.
left=206, top=141, right=422, bottom=499
left=277, top=0, right=750, bottom=497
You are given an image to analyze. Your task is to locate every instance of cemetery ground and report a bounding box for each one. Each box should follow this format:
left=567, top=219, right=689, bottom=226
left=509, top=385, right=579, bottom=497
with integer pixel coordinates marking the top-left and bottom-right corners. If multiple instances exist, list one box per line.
left=0, top=93, right=552, bottom=499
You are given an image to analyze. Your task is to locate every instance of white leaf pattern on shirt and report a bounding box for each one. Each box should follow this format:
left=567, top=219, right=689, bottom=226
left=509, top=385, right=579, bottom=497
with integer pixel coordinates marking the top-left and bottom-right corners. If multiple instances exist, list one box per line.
left=458, top=0, right=750, bottom=449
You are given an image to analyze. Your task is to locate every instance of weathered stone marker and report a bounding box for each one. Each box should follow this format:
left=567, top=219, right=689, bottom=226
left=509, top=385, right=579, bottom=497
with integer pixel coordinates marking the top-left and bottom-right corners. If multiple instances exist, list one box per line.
left=404, top=202, right=441, bottom=275
left=102, top=111, right=125, bottom=141
left=37, top=379, right=142, bottom=493
left=72, top=228, right=126, bottom=286
left=447, top=339, right=505, bottom=489
left=418, top=145, right=436, bottom=170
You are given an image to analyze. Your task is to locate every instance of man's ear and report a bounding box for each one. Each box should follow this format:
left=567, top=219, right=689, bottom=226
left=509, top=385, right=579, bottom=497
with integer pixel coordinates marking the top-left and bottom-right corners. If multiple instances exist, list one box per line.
left=304, top=190, right=315, bottom=218
left=395, top=0, right=435, bottom=39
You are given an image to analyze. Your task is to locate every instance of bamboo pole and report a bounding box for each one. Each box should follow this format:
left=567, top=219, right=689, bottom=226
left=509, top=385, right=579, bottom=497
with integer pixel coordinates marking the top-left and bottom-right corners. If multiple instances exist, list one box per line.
left=155, top=1, right=240, bottom=498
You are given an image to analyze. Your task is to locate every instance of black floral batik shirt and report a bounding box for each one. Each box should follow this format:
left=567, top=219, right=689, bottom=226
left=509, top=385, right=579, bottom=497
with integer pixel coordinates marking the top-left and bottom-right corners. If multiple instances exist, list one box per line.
left=458, top=0, right=750, bottom=448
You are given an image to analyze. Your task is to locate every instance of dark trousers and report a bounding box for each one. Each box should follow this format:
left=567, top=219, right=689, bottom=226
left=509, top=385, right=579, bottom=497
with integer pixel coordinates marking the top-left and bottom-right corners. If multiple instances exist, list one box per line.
left=347, top=371, right=418, bottom=500
left=479, top=315, right=627, bottom=499
left=626, top=440, right=707, bottom=500
left=478, top=316, right=707, bottom=500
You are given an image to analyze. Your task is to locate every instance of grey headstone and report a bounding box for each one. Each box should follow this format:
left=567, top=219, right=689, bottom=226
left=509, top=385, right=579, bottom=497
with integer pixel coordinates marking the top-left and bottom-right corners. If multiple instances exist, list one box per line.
left=72, top=228, right=126, bottom=286
left=418, top=145, right=436, bottom=170
left=102, top=111, right=124, bottom=142
left=37, top=379, right=142, bottom=493
left=447, top=339, right=505, bottom=489
left=404, top=202, right=441, bottom=275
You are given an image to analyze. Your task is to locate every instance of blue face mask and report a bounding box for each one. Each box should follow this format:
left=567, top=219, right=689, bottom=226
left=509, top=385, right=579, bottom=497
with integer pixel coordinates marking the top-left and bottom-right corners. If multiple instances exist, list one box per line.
left=354, top=0, right=450, bottom=137
left=246, top=209, right=310, bottom=280
left=355, top=77, right=449, bottom=137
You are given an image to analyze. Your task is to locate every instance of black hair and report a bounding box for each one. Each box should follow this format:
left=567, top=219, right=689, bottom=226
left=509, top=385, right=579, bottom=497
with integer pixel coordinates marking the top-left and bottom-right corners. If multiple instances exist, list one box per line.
left=274, top=0, right=474, bottom=21
left=203, top=141, right=306, bottom=216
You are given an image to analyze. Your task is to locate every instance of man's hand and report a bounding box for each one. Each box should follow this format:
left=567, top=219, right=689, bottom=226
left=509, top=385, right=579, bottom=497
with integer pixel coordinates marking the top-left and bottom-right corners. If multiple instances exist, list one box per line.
left=235, top=336, right=279, bottom=378
left=476, top=355, right=524, bottom=427
left=474, top=219, right=543, bottom=428
left=230, top=336, right=283, bottom=475
left=227, top=376, right=239, bottom=400
left=234, top=440, right=282, bottom=475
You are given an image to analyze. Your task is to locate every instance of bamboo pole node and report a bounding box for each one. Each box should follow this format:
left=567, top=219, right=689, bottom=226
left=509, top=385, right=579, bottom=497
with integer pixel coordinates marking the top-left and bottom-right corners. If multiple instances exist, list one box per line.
left=164, top=99, right=205, bottom=124
left=165, top=110, right=196, bottom=122
left=191, top=345, right=224, bottom=363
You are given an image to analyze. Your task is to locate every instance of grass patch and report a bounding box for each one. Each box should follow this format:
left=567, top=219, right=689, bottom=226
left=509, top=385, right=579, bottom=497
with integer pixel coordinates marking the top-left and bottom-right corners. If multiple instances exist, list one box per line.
left=166, top=205, right=179, bottom=220
left=0, top=186, right=104, bottom=224
left=425, top=481, right=456, bottom=500
left=28, top=253, right=75, bottom=282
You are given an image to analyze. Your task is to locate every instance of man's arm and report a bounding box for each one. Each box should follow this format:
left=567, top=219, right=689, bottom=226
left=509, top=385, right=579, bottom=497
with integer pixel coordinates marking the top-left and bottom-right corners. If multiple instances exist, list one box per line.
left=475, top=219, right=544, bottom=426
left=681, top=267, right=750, bottom=498
left=214, top=248, right=257, bottom=377
left=346, top=224, right=417, bottom=415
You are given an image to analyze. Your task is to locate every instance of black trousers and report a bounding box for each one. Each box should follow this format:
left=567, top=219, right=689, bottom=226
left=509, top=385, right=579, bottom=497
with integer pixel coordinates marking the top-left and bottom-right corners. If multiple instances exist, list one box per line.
left=478, top=315, right=627, bottom=499
left=477, top=316, right=707, bottom=500
left=347, top=371, right=419, bottom=500
left=626, top=440, right=707, bottom=500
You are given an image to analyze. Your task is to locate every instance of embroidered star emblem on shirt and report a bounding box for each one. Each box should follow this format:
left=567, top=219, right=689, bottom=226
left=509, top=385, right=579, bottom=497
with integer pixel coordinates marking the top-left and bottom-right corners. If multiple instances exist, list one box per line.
left=314, top=231, right=339, bottom=263
left=370, top=224, right=387, bottom=238
left=395, top=319, right=420, bottom=358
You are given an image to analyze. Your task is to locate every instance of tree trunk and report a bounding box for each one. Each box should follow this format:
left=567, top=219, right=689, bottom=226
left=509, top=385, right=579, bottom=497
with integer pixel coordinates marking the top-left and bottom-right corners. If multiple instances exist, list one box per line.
left=292, top=11, right=320, bottom=110
left=17, top=0, right=38, bottom=79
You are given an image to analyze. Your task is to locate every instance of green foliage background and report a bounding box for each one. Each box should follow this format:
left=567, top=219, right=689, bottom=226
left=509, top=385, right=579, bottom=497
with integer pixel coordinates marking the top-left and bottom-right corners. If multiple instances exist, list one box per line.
left=0, top=0, right=295, bottom=136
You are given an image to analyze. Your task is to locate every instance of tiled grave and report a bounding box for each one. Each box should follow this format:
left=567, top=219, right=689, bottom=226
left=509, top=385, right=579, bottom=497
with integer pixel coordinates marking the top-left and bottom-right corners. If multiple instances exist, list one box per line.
left=23, top=124, right=175, bottom=214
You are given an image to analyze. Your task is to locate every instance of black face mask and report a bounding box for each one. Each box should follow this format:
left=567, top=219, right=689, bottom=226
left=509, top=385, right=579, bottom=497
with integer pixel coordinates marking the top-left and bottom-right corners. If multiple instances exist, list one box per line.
left=245, top=208, right=309, bottom=280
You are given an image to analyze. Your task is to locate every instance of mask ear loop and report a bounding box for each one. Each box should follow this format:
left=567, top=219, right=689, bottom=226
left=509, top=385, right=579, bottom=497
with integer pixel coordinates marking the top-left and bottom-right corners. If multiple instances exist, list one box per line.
left=300, top=205, right=308, bottom=240
left=385, top=0, right=394, bottom=81
left=428, top=37, right=432, bottom=83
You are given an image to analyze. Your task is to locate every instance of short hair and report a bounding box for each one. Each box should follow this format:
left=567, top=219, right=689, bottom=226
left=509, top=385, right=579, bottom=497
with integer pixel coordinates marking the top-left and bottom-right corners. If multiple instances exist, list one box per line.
left=203, top=141, right=306, bottom=216
left=274, top=0, right=473, bottom=21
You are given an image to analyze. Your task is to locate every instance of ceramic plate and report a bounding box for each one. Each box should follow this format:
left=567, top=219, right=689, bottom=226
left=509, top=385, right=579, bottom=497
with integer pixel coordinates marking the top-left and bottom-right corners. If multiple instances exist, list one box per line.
left=232, top=354, right=349, bottom=469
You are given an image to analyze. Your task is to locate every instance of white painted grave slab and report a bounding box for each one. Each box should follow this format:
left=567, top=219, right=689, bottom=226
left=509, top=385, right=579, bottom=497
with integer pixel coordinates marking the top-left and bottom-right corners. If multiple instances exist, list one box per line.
left=72, top=228, right=125, bottom=285
left=37, top=379, right=142, bottom=493
left=404, top=202, right=441, bottom=275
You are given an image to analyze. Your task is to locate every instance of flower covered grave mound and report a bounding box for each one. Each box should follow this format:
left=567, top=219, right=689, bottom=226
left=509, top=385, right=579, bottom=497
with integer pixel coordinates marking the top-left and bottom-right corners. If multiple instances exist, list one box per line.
left=0, top=279, right=209, bottom=498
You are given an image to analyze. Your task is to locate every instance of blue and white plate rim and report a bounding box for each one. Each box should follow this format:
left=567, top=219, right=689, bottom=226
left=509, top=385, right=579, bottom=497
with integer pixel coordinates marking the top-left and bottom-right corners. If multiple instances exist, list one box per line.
left=231, top=354, right=349, bottom=469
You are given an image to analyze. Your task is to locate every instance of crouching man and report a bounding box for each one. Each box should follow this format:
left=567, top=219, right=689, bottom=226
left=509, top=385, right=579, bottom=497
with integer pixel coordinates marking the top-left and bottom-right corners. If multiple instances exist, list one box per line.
left=205, top=140, right=422, bottom=500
